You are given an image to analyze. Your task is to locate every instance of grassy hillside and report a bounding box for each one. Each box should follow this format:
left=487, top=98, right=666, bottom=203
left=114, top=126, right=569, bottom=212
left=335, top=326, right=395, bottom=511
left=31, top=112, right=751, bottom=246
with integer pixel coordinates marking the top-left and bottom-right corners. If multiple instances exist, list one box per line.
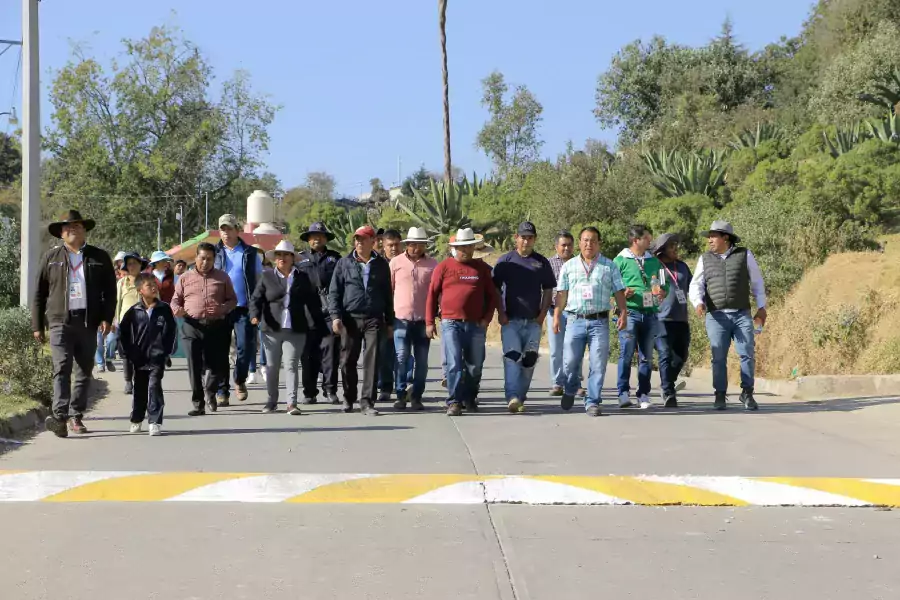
left=757, top=235, right=900, bottom=378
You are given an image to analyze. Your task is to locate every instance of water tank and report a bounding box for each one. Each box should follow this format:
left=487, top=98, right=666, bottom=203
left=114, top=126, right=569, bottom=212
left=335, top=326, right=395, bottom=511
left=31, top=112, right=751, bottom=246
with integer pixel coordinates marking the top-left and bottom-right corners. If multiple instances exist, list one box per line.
left=247, top=190, right=274, bottom=224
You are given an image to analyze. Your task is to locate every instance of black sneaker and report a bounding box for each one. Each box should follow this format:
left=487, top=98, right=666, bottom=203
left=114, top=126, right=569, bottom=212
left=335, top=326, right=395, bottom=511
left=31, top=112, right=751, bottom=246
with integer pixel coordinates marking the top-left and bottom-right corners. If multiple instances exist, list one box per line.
left=410, top=398, right=425, bottom=411
left=342, top=400, right=354, bottom=413
left=393, top=399, right=407, bottom=410
left=188, top=408, right=206, bottom=417
left=207, top=399, right=218, bottom=413
left=106, top=360, right=116, bottom=373
left=45, top=415, right=68, bottom=438
left=464, top=399, right=478, bottom=413
left=714, top=393, right=727, bottom=411
left=300, top=397, right=317, bottom=405
left=740, top=388, right=759, bottom=411
left=664, top=394, right=678, bottom=409
left=560, top=394, right=575, bottom=411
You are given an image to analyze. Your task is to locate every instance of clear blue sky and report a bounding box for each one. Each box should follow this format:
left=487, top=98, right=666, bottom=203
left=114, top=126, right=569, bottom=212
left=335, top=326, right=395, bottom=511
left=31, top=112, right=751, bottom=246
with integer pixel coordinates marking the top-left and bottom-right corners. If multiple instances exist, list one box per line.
left=2, top=0, right=813, bottom=197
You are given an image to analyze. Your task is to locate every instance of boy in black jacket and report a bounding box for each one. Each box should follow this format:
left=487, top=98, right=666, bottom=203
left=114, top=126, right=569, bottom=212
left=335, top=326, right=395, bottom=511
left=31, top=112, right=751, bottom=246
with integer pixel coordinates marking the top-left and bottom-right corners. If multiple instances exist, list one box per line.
left=118, top=273, right=178, bottom=436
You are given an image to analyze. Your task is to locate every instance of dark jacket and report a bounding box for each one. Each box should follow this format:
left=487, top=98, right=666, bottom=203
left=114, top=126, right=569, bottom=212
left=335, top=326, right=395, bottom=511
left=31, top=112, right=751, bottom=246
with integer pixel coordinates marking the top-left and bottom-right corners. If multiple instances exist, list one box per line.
left=296, top=248, right=341, bottom=324
left=117, top=300, right=177, bottom=368
left=328, top=251, right=394, bottom=323
left=32, top=244, right=117, bottom=332
left=214, top=239, right=259, bottom=305
left=657, top=259, right=693, bottom=322
left=249, top=267, right=325, bottom=334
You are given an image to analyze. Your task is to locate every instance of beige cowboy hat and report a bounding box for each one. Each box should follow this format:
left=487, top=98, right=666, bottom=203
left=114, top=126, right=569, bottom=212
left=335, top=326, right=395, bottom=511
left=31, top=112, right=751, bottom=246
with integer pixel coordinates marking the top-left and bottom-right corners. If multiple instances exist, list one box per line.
left=265, top=240, right=299, bottom=262
left=449, top=228, right=494, bottom=258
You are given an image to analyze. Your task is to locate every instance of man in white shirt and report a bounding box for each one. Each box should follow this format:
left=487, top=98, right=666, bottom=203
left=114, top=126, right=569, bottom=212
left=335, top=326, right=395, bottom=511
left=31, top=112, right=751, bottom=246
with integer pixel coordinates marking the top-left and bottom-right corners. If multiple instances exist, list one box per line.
left=688, top=220, right=767, bottom=411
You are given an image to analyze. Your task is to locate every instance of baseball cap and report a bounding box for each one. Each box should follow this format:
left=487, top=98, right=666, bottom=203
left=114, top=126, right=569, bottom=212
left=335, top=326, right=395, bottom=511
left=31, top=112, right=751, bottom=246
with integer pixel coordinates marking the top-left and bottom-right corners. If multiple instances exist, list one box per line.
left=354, top=225, right=377, bottom=239
left=517, top=221, right=537, bottom=236
left=218, top=214, right=239, bottom=229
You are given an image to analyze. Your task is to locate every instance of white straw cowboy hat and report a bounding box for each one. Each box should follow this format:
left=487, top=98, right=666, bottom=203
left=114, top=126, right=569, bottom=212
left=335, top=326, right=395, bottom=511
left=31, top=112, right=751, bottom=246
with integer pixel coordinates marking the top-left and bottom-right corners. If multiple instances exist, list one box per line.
left=449, top=228, right=481, bottom=246
left=403, top=227, right=429, bottom=243
left=265, top=240, right=298, bottom=262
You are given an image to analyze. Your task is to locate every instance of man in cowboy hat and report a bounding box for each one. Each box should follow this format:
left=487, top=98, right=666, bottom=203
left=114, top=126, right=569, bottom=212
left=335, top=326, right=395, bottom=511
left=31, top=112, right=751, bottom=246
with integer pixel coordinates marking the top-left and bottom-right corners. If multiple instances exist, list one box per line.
left=426, top=227, right=498, bottom=416
left=493, top=222, right=557, bottom=414
left=296, top=221, right=343, bottom=404
left=33, top=209, right=117, bottom=437
left=328, top=224, right=394, bottom=415
left=389, top=226, right=438, bottom=410
left=213, top=214, right=263, bottom=405
left=689, top=220, right=767, bottom=411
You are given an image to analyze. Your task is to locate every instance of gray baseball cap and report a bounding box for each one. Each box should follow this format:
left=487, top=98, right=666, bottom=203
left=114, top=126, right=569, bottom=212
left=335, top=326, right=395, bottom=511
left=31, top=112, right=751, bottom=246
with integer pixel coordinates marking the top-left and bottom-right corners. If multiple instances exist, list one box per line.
left=703, top=220, right=740, bottom=244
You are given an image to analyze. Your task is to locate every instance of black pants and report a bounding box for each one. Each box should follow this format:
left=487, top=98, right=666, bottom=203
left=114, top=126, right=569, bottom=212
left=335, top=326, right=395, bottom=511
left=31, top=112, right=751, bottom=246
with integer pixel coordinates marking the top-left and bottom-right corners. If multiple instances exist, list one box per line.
left=377, top=333, right=395, bottom=394
left=132, top=364, right=165, bottom=424
left=181, top=319, right=230, bottom=411
left=49, top=317, right=97, bottom=420
left=339, top=316, right=383, bottom=406
left=302, top=329, right=341, bottom=399
left=657, top=321, right=691, bottom=395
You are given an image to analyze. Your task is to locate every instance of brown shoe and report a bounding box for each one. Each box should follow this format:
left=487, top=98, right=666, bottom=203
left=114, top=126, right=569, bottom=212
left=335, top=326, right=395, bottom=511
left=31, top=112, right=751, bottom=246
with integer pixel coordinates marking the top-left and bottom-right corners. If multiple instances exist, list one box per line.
left=550, top=386, right=564, bottom=397
left=236, top=384, right=249, bottom=402
left=67, top=417, right=88, bottom=435
left=446, top=403, right=462, bottom=416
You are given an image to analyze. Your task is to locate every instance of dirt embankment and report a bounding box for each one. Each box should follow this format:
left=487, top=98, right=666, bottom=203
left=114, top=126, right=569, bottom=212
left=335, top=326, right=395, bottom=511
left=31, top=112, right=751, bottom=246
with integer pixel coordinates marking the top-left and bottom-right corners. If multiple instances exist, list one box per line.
left=757, top=235, right=900, bottom=378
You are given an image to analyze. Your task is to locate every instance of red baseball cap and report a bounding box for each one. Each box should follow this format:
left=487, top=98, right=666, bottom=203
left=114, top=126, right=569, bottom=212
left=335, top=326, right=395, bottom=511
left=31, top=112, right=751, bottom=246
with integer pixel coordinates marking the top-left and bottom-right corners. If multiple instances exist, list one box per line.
left=354, top=225, right=377, bottom=239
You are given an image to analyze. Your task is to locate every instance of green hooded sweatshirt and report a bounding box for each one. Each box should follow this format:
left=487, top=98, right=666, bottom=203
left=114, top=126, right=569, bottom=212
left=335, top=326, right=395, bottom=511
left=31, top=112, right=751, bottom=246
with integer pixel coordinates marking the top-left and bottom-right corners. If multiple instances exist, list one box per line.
left=613, top=248, right=669, bottom=313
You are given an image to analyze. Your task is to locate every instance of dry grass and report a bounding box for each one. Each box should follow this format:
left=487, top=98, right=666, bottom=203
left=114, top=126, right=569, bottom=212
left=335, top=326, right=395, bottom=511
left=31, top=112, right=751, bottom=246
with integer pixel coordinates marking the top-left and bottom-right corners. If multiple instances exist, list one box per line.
left=757, top=234, right=900, bottom=377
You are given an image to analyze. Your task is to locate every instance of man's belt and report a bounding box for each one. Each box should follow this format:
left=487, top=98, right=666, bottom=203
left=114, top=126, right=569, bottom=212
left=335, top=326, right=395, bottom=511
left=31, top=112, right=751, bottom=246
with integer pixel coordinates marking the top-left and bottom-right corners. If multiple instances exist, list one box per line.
left=566, top=311, right=609, bottom=320
left=185, top=316, right=225, bottom=327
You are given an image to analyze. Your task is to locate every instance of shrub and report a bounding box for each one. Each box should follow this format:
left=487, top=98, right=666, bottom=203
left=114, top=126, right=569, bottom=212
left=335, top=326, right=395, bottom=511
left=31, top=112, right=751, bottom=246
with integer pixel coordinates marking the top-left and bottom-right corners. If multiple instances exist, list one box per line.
left=0, top=218, right=19, bottom=309
left=0, top=307, right=53, bottom=406
left=635, top=193, right=716, bottom=254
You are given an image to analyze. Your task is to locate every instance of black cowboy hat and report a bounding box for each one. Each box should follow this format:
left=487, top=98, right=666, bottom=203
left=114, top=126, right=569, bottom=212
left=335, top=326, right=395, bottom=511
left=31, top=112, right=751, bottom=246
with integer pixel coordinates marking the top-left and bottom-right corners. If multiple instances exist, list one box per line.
left=119, top=251, right=149, bottom=272
left=299, top=221, right=336, bottom=242
left=48, top=210, right=96, bottom=239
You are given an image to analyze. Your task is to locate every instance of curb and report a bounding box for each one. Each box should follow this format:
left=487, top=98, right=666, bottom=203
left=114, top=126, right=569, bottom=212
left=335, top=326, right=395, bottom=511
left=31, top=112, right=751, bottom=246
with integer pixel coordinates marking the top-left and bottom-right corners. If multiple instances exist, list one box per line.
left=688, top=368, right=900, bottom=400
left=0, top=405, right=48, bottom=441
left=1, top=471, right=899, bottom=506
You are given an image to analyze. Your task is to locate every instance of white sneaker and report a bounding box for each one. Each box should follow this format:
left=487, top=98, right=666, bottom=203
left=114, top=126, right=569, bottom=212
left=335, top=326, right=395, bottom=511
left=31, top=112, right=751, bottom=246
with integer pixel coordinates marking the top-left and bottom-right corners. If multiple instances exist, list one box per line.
left=618, top=392, right=634, bottom=408
left=129, top=422, right=142, bottom=433
left=639, top=394, right=652, bottom=410
left=148, top=424, right=161, bottom=436
left=674, top=380, right=687, bottom=392
left=261, top=368, right=268, bottom=383
left=247, top=372, right=257, bottom=385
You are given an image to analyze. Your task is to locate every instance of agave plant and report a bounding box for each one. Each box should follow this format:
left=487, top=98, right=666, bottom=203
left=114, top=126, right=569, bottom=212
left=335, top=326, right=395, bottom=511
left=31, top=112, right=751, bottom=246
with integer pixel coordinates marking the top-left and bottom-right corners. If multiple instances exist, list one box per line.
left=397, top=178, right=495, bottom=252
left=823, top=122, right=867, bottom=157
left=865, top=113, right=900, bottom=144
left=729, top=122, right=782, bottom=150
left=642, top=149, right=727, bottom=199
left=858, top=69, right=900, bottom=115
left=329, top=210, right=365, bottom=253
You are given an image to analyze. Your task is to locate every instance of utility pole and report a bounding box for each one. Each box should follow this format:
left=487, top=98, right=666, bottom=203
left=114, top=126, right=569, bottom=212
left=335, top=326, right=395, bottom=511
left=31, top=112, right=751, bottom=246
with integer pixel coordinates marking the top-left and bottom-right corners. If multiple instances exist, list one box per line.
left=178, top=203, right=183, bottom=245
left=157, top=218, right=161, bottom=250
left=19, top=0, right=40, bottom=307
left=204, top=191, right=209, bottom=231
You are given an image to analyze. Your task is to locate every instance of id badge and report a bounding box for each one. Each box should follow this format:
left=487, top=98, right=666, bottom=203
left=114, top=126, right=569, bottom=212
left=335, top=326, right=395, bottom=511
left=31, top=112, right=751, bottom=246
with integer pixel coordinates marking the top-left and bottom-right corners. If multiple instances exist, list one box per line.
left=675, top=289, right=687, bottom=304
left=580, top=286, right=593, bottom=300
left=69, top=281, right=84, bottom=300
left=642, top=291, right=654, bottom=308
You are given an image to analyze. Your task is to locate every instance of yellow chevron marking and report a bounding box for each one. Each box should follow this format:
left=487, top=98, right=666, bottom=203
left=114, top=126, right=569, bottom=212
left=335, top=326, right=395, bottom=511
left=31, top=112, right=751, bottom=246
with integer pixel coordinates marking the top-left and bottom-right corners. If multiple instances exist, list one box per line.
left=286, top=474, right=484, bottom=503
left=532, top=476, right=748, bottom=506
left=760, top=478, right=900, bottom=507
left=42, top=472, right=254, bottom=502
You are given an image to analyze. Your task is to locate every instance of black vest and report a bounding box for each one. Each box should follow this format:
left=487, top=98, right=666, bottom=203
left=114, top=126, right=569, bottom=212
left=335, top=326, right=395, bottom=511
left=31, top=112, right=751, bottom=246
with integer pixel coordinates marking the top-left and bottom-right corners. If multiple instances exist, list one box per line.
left=702, top=247, right=751, bottom=311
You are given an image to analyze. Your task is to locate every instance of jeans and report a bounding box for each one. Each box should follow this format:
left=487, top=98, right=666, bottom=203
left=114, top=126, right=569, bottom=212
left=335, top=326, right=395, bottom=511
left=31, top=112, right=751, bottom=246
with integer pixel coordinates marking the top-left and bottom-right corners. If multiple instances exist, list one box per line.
left=340, top=316, right=384, bottom=406
left=617, top=309, right=658, bottom=397
left=440, top=320, right=486, bottom=406
left=656, top=321, right=690, bottom=395
left=501, top=319, right=542, bottom=401
left=94, top=329, right=116, bottom=365
left=378, top=332, right=396, bottom=394
left=562, top=315, right=610, bottom=410
left=49, top=319, right=97, bottom=420
left=706, top=310, right=755, bottom=392
left=250, top=327, right=267, bottom=372
left=220, top=307, right=255, bottom=397
left=262, top=329, right=305, bottom=409
left=394, top=319, right=429, bottom=400
left=547, top=309, right=581, bottom=389
left=132, top=364, right=165, bottom=425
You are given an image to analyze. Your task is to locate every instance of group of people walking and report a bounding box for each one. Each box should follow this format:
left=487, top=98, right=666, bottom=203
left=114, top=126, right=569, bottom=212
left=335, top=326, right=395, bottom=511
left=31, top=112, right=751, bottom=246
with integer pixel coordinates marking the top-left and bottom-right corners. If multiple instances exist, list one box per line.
left=32, top=207, right=768, bottom=438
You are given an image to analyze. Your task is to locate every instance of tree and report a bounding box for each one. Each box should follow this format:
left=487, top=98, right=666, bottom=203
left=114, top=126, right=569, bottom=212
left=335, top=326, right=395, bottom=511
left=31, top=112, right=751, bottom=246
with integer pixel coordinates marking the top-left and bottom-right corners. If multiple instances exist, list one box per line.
left=43, top=24, right=278, bottom=252
left=476, top=71, right=544, bottom=176
left=401, top=165, right=432, bottom=197
left=438, top=0, right=452, bottom=186
left=305, top=171, right=336, bottom=203
left=0, top=133, right=21, bottom=186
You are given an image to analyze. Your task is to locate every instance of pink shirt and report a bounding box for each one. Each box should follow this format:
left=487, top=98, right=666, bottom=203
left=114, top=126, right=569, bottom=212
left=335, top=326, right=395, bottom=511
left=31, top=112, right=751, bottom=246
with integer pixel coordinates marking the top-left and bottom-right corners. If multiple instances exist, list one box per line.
left=390, top=253, right=439, bottom=321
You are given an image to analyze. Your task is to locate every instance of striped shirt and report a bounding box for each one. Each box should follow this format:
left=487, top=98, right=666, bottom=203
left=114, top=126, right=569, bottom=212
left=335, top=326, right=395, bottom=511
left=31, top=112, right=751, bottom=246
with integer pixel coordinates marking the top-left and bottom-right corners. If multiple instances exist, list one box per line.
left=170, top=268, right=237, bottom=320
left=557, top=254, right=625, bottom=316
left=548, top=254, right=568, bottom=308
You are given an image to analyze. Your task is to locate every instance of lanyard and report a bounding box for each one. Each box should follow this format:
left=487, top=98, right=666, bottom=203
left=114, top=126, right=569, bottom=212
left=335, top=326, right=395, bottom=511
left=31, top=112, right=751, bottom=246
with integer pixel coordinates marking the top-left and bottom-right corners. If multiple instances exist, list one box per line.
left=662, top=262, right=679, bottom=286
left=68, top=254, right=84, bottom=275
left=580, top=256, right=597, bottom=279
left=629, top=250, right=649, bottom=285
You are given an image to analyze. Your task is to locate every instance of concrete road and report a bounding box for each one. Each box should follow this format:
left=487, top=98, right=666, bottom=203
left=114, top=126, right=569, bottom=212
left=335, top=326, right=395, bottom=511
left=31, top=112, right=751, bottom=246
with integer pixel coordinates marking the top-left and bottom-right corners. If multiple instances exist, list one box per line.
left=1, top=346, right=899, bottom=599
